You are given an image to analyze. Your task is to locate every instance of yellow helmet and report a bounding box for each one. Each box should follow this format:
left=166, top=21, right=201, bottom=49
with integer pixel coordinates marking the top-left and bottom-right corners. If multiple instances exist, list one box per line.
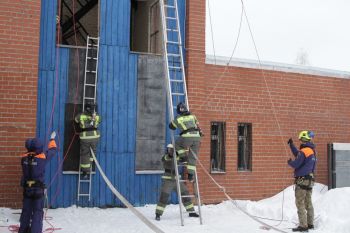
left=298, top=130, right=314, bottom=142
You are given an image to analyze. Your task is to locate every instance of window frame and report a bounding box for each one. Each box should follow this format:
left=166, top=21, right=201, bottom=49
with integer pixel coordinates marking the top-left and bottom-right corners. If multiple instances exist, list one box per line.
left=237, top=123, right=252, bottom=171
left=210, top=121, right=226, bottom=173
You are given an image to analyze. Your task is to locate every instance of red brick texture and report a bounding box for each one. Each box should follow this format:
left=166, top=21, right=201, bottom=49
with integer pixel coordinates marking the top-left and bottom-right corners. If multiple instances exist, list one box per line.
left=186, top=0, right=350, bottom=203
left=0, top=0, right=41, bottom=208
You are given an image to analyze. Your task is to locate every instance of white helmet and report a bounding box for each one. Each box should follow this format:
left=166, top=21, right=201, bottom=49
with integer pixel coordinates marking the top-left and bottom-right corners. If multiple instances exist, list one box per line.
left=166, top=144, right=174, bottom=149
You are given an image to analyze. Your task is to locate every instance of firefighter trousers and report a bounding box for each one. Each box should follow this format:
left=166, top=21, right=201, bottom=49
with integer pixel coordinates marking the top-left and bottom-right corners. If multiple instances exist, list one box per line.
left=156, top=178, right=195, bottom=215
left=80, top=138, right=99, bottom=172
left=175, top=136, right=201, bottom=175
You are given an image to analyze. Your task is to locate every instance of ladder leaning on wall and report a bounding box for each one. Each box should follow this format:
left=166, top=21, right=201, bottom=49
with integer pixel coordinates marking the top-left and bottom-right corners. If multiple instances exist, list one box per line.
left=159, top=0, right=203, bottom=226
left=77, top=35, right=100, bottom=202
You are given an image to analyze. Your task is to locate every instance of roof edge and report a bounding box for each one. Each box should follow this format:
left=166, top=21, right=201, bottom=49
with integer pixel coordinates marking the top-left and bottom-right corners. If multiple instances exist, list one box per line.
left=205, top=55, right=350, bottom=79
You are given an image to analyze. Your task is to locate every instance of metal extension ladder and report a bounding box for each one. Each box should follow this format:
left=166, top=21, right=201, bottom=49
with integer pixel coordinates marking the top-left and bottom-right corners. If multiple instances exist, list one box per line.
left=77, top=35, right=100, bottom=202
left=159, top=0, right=202, bottom=225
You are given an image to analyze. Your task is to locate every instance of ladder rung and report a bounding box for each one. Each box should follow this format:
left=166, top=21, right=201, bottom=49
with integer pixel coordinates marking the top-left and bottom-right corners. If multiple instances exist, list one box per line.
left=88, top=37, right=99, bottom=40
left=167, top=28, right=178, bottom=32
left=86, top=70, right=97, bottom=73
left=87, top=57, right=98, bottom=60
left=165, top=5, right=175, bottom=8
left=78, top=194, right=90, bottom=196
left=85, top=83, right=96, bottom=86
left=167, top=40, right=180, bottom=45
left=170, top=79, right=183, bottom=83
left=172, top=92, right=185, bottom=96
left=84, top=97, right=95, bottom=100
left=181, top=195, right=195, bottom=198
left=169, top=66, right=181, bottom=70
left=166, top=16, right=177, bottom=20
left=88, top=44, right=98, bottom=47
left=168, top=53, right=180, bottom=57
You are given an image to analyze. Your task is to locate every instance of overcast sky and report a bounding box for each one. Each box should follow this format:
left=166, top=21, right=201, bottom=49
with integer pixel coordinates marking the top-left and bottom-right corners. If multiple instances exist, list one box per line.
left=205, top=0, right=350, bottom=72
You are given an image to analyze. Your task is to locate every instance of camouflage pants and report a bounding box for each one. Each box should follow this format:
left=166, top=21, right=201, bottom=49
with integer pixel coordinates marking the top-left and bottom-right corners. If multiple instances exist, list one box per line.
left=295, top=179, right=314, bottom=228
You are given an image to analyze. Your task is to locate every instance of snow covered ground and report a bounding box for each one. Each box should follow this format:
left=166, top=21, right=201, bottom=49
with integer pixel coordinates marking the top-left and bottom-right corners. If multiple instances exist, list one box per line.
left=1, top=183, right=350, bottom=233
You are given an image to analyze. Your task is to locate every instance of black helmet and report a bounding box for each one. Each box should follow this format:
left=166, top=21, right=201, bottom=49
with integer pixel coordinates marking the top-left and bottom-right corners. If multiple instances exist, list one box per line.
left=176, top=102, right=188, bottom=114
left=84, top=103, right=95, bottom=114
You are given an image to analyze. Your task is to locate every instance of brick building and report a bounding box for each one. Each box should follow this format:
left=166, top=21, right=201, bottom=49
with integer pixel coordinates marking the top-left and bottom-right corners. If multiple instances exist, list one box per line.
left=0, top=0, right=349, bottom=208
left=0, top=0, right=41, bottom=207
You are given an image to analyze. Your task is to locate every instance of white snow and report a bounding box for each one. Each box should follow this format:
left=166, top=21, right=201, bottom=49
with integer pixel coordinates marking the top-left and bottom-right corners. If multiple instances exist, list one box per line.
left=1, top=183, right=350, bottom=233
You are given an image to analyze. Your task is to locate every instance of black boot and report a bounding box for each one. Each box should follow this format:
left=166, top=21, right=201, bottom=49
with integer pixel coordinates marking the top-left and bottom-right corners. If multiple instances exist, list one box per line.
left=155, top=213, right=160, bottom=221
left=308, top=224, right=314, bottom=230
left=189, top=212, right=199, bottom=217
left=292, top=226, right=308, bottom=232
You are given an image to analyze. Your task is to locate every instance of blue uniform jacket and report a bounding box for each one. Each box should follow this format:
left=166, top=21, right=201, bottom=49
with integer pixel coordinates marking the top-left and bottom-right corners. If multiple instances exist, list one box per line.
left=288, top=141, right=316, bottom=177
left=20, top=139, right=57, bottom=187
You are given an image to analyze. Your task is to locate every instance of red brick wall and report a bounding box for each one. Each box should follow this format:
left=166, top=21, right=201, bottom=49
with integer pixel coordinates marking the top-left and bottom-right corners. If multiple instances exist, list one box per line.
left=0, top=0, right=41, bottom=208
left=186, top=0, right=350, bottom=203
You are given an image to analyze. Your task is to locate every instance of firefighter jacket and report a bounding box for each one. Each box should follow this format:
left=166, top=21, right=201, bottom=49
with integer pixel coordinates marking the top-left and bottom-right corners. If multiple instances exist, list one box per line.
left=288, top=142, right=317, bottom=177
left=75, top=112, right=101, bottom=139
left=161, top=153, right=181, bottom=180
left=20, top=139, right=57, bottom=188
left=169, top=112, right=201, bottom=138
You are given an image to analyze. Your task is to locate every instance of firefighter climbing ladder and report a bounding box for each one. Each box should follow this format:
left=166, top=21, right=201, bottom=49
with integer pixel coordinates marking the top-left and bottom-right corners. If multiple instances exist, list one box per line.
left=159, top=0, right=202, bottom=225
left=77, top=35, right=100, bottom=201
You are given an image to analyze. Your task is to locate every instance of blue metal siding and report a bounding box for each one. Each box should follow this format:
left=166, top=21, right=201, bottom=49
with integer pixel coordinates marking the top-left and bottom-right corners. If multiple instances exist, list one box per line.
left=37, top=0, right=185, bottom=207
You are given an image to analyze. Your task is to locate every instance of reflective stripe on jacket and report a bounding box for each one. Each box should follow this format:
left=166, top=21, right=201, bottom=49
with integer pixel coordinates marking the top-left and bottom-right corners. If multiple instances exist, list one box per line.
left=75, top=113, right=101, bottom=139
left=169, top=112, right=200, bottom=138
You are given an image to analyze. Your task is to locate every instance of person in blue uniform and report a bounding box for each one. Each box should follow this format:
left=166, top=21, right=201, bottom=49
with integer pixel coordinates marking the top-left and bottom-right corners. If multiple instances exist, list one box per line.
left=19, top=131, right=57, bottom=233
left=287, top=130, right=317, bottom=232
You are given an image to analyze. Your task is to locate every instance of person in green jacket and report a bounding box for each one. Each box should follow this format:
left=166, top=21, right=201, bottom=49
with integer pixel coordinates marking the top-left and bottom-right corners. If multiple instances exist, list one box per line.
left=75, top=103, right=101, bottom=176
left=155, top=144, right=199, bottom=221
left=169, top=102, right=202, bottom=181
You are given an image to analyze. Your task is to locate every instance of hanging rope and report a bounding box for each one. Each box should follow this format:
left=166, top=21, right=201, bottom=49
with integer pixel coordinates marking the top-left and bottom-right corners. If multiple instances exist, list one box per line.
left=190, top=149, right=288, bottom=233
left=197, top=0, right=294, bottom=227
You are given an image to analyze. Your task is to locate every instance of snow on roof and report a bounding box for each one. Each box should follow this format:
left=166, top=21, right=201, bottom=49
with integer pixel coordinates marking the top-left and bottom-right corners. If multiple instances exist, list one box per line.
left=206, top=55, right=350, bottom=79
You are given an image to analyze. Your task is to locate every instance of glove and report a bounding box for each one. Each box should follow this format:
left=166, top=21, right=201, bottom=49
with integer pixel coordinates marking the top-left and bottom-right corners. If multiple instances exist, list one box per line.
left=287, top=138, right=293, bottom=145
left=287, top=158, right=292, bottom=163
left=198, top=128, right=204, bottom=137
left=50, top=131, right=56, bottom=140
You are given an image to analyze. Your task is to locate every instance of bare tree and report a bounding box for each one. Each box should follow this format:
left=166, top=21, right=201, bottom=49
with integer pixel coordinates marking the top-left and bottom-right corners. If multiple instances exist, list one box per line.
left=295, top=48, right=311, bottom=66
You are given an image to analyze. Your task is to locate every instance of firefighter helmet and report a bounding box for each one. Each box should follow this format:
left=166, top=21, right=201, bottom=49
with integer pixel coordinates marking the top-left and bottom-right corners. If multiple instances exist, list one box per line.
left=176, top=102, right=188, bottom=114
left=25, top=138, right=43, bottom=154
left=84, top=103, right=95, bottom=114
left=298, top=130, right=314, bottom=142
left=166, top=144, right=174, bottom=149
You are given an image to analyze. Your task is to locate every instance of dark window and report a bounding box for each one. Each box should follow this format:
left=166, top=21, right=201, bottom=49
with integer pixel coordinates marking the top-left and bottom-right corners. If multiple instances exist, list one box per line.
left=238, top=123, right=252, bottom=171
left=210, top=122, right=226, bottom=172
left=130, top=0, right=162, bottom=53
left=57, top=0, right=99, bottom=46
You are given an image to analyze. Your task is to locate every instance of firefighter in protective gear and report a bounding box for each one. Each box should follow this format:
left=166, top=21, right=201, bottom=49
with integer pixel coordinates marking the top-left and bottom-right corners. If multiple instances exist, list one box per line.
left=155, top=144, right=199, bottom=220
left=75, top=103, right=101, bottom=175
left=287, top=130, right=317, bottom=232
left=169, top=102, right=202, bottom=181
left=19, top=132, right=57, bottom=233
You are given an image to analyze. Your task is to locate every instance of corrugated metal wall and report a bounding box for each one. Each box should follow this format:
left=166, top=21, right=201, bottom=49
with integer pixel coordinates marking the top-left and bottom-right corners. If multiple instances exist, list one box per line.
left=37, top=0, right=185, bottom=207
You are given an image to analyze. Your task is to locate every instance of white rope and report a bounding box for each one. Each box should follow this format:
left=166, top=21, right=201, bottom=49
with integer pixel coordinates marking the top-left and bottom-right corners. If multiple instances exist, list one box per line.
left=90, top=148, right=165, bottom=233
left=190, top=149, right=288, bottom=233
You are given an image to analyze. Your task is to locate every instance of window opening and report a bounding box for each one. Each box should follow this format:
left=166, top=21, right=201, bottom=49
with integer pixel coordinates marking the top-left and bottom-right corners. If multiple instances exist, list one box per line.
left=130, top=0, right=162, bottom=53
left=238, top=123, right=252, bottom=171
left=57, top=0, right=99, bottom=46
left=210, top=122, right=226, bottom=172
